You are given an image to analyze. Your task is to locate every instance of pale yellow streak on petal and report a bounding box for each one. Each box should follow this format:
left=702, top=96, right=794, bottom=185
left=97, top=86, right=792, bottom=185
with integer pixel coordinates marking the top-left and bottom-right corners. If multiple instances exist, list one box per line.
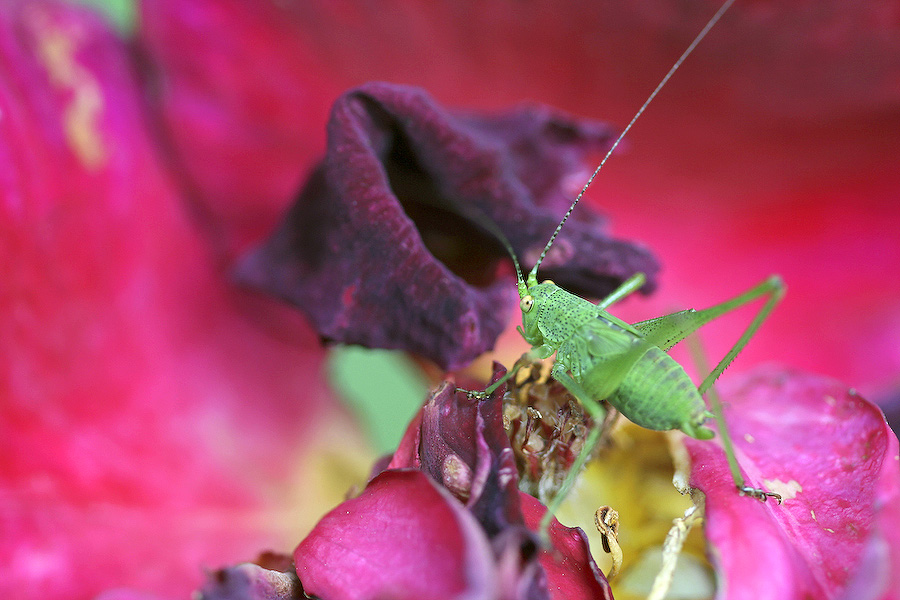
left=29, top=7, right=107, bottom=170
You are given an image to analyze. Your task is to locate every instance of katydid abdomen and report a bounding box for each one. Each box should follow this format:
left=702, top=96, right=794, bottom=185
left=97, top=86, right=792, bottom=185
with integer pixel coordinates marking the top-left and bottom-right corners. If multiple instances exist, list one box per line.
left=602, top=346, right=714, bottom=440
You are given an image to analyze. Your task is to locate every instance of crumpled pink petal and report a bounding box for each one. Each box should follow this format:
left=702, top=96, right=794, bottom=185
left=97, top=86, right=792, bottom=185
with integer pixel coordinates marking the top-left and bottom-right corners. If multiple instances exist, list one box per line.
left=295, top=469, right=497, bottom=600
left=684, top=368, right=900, bottom=600
left=0, top=2, right=331, bottom=597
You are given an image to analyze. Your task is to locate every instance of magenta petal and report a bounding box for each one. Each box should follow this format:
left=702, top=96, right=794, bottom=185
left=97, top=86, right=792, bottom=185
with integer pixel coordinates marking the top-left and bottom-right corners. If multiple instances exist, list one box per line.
left=136, top=0, right=340, bottom=258
left=238, top=82, right=658, bottom=370
left=684, top=368, right=900, bottom=599
left=520, top=493, right=612, bottom=600
left=294, top=469, right=496, bottom=600
left=0, top=1, right=330, bottom=596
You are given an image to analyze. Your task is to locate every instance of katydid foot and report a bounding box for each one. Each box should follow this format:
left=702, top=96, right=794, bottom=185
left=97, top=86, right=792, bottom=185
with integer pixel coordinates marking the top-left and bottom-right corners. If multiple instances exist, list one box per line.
left=739, top=485, right=783, bottom=504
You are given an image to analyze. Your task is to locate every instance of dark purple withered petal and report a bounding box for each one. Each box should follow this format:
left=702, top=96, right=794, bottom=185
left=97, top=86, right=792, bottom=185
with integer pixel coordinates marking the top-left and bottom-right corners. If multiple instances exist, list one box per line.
left=196, top=552, right=302, bottom=600
left=238, top=82, right=659, bottom=370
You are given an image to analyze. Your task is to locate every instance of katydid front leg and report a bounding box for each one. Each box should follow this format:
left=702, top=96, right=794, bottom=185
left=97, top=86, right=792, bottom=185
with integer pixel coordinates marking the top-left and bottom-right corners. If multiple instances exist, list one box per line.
left=460, top=344, right=554, bottom=399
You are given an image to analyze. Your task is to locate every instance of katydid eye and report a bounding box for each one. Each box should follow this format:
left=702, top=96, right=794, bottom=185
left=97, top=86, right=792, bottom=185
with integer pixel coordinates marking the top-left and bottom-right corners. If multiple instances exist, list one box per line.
left=520, top=295, right=534, bottom=312
left=542, top=279, right=554, bottom=286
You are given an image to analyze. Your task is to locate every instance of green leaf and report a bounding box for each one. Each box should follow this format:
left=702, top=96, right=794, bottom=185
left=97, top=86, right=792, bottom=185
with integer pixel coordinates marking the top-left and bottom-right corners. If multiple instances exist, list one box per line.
left=327, top=346, right=428, bottom=455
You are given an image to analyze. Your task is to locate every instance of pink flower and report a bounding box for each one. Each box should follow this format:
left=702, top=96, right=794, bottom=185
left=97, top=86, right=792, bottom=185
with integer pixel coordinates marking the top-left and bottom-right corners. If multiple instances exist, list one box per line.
left=4, top=0, right=899, bottom=598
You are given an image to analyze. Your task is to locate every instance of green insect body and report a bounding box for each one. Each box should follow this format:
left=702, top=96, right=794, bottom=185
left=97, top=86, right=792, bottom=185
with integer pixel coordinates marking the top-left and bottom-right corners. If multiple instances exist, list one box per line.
left=518, top=278, right=715, bottom=439
left=506, top=261, right=784, bottom=539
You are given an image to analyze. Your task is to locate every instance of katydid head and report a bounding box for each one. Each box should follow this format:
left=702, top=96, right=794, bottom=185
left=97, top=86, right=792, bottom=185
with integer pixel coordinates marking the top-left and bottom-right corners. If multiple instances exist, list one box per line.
left=516, top=276, right=559, bottom=347
left=517, top=264, right=543, bottom=320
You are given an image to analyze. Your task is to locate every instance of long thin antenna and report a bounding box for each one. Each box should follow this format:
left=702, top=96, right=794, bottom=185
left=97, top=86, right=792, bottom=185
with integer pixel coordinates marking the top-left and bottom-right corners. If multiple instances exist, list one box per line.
left=532, top=0, right=736, bottom=275
left=478, top=212, right=525, bottom=284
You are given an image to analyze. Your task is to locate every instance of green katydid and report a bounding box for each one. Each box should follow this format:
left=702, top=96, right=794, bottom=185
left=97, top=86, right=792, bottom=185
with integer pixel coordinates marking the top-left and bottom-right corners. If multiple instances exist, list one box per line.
left=469, top=0, right=785, bottom=533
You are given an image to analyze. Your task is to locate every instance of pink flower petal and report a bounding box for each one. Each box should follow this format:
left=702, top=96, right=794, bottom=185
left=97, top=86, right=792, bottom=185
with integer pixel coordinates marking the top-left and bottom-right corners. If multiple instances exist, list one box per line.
left=684, top=368, right=900, bottom=599
left=136, top=0, right=341, bottom=259
left=294, top=469, right=496, bottom=600
left=1, top=2, right=332, bottom=597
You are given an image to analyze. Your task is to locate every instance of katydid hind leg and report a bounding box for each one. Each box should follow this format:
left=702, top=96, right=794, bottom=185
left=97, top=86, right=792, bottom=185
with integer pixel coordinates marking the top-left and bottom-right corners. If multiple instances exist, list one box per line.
left=695, top=275, right=785, bottom=395
left=633, top=275, right=784, bottom=356
left=638, top=276, right=786, bottom=502
left=688, top=335, right=783, bottom=503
